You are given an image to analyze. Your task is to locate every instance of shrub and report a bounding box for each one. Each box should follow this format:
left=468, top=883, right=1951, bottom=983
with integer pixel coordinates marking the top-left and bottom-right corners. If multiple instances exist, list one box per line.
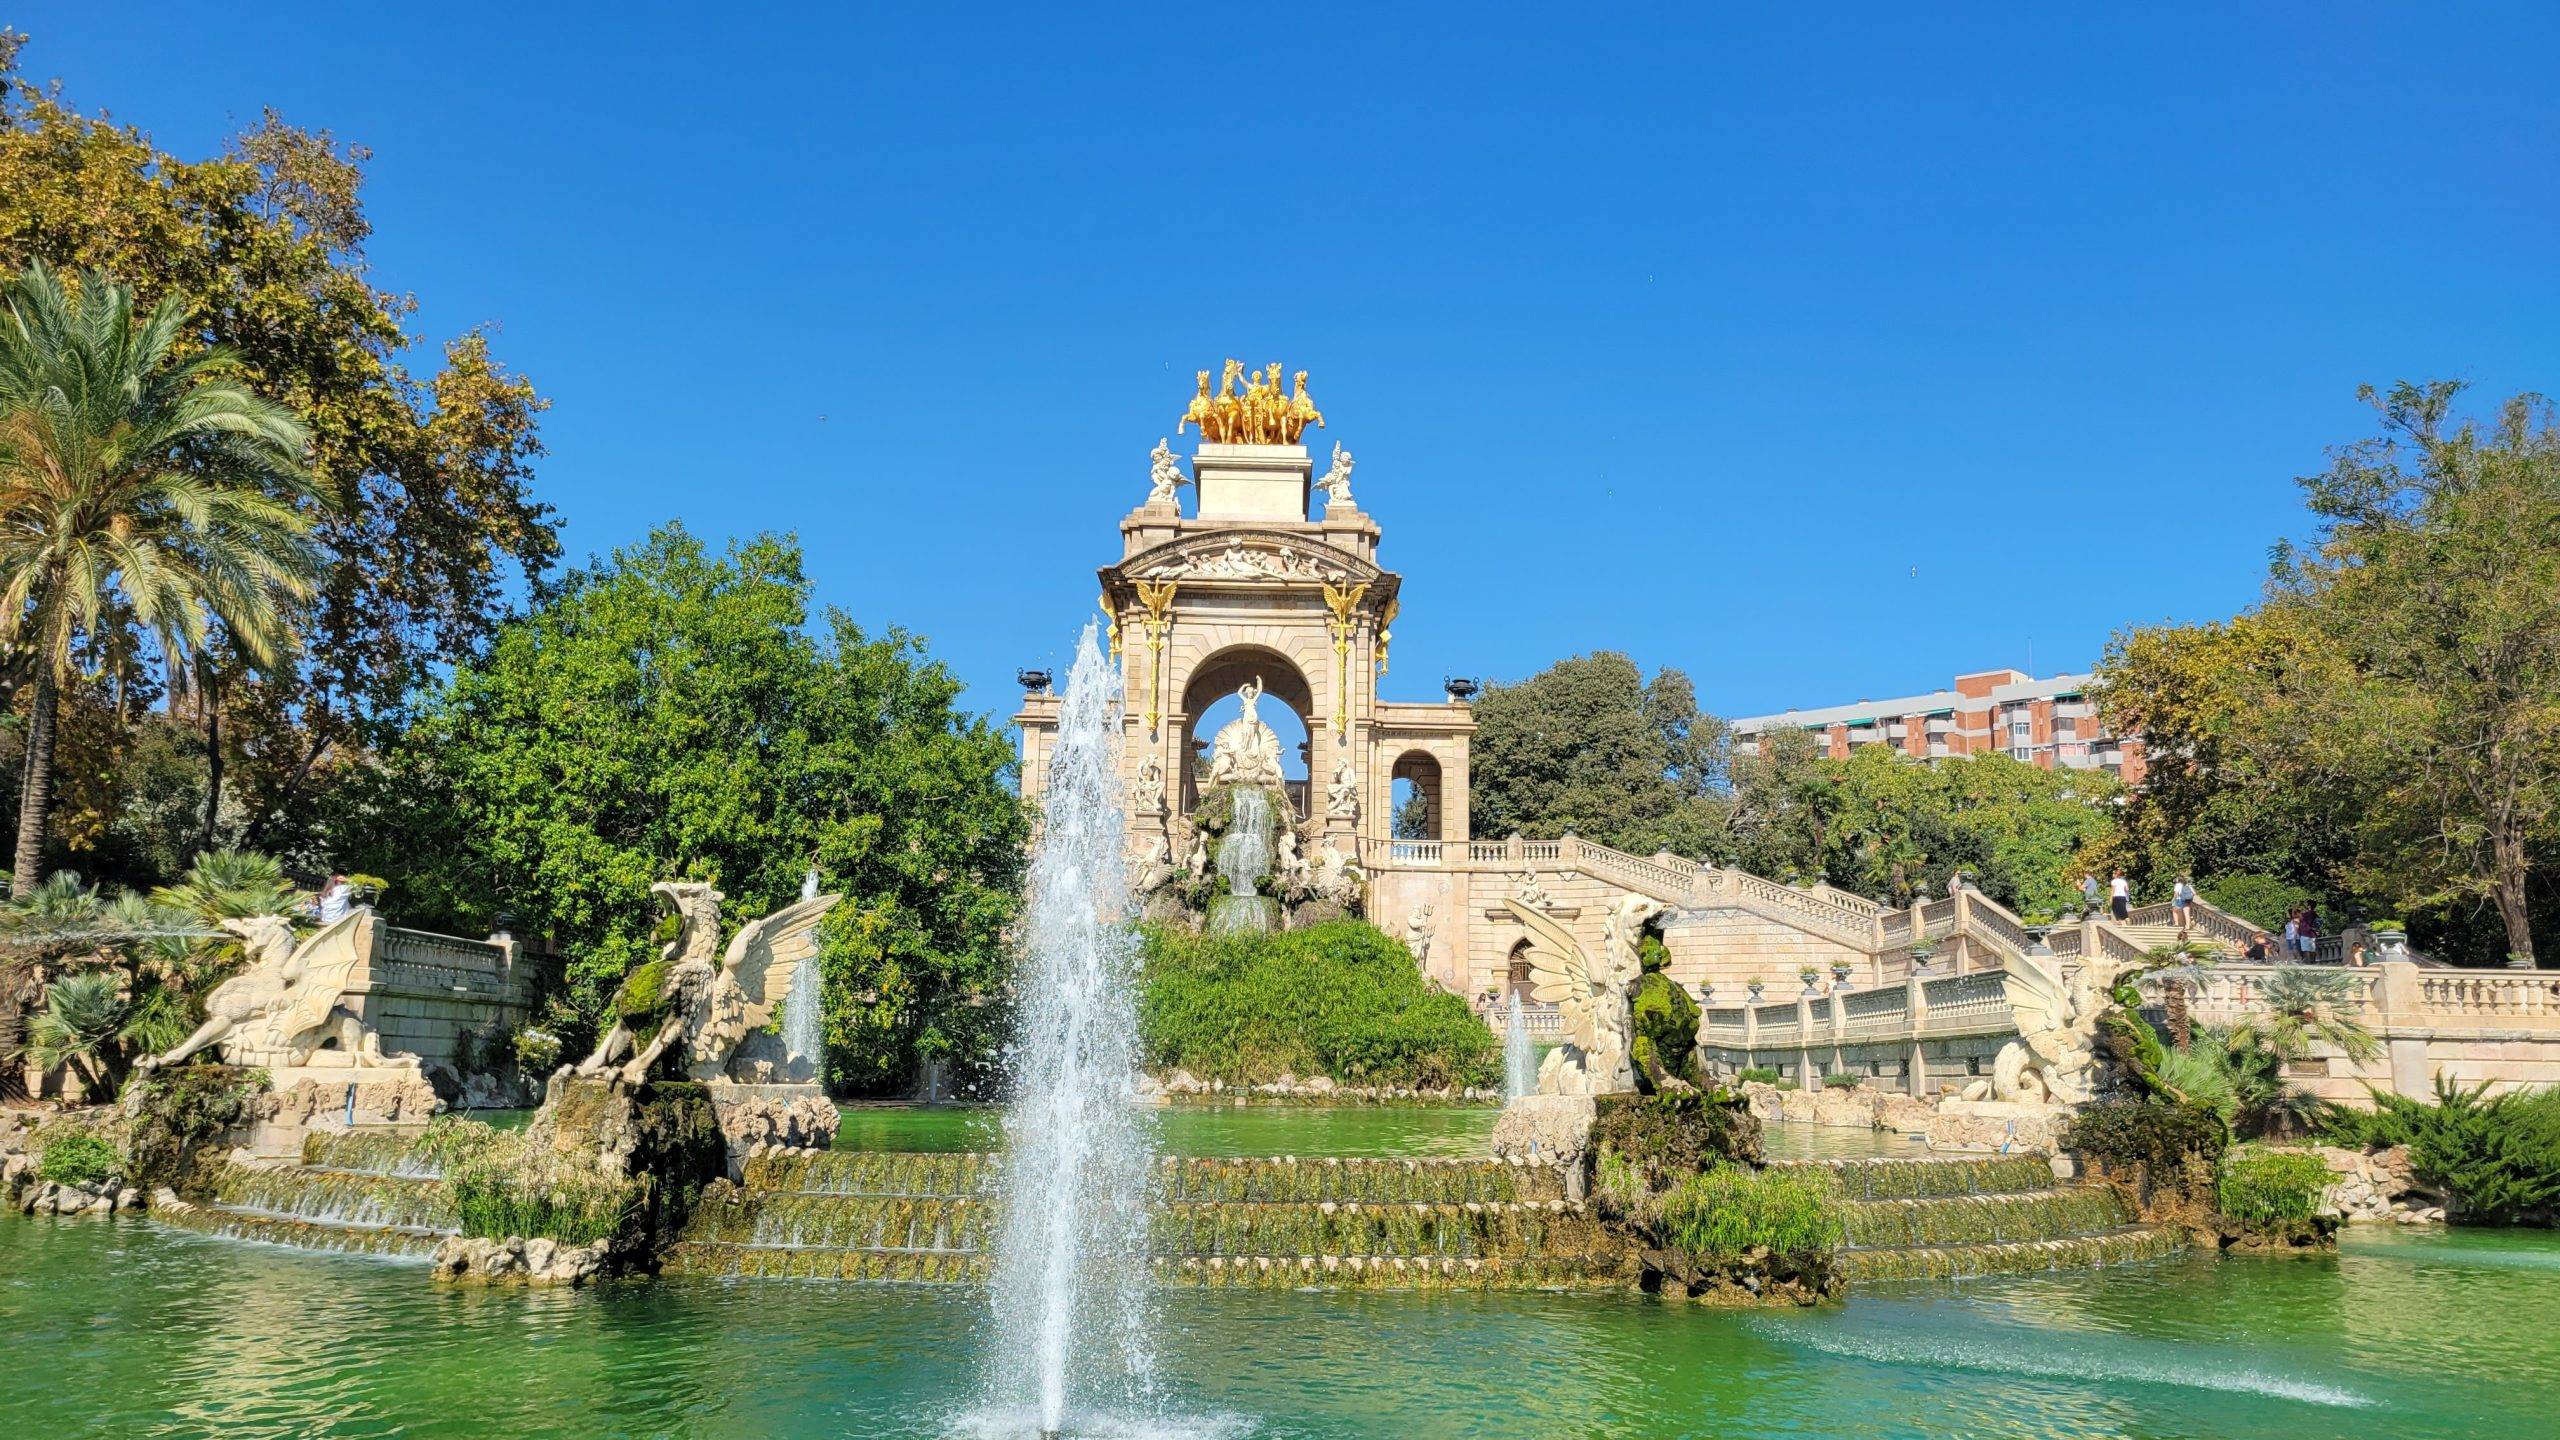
left=2065, top=1098, right=2229, bottom=1175
left=1821, top=1072, right=1860, bottom=1090
left=2156, top=1046, right=2241, bottom=1127
left=2217, top=1145, right=2333, bottom=1228
left=513, top=1027, right=563, bottom=1075
left=1653, top=1164, right=1845, bottom=1267
left=1138, top=920, right=1497, bottom=1089
left=124, top=1065, right=267, bottom=1191
left=36, top=1130, right=119, bottom=1188
left=1591, top=1090, right=1764, bottom=1189
left=1736, top=1066, right=1781, bottom=1086
left=447, top=1131, right=636, bottom=1246
left=2199, top=874, right=2316, bottom=932
left=2323, top=1079, right=2560, bottom=1225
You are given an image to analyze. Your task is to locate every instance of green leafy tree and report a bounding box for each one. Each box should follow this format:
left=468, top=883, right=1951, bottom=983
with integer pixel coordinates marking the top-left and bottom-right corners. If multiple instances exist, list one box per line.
left=331, top=526, right=1027, bottom=1095
left=0, top=39, right=555, bottom=874
left=1467, top=652, right=1731, bottom=856
left=0, top=262, right=322, bottom=896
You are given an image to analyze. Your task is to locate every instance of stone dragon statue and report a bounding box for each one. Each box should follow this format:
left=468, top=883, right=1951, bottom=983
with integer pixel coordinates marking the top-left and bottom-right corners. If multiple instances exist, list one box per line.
left=573, top=881, right=840, bottom=1086
left=138, top=913, right=415, bottom=1075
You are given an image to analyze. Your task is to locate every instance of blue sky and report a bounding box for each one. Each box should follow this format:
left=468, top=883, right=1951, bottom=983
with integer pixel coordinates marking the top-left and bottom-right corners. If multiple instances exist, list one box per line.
left=16, top=4, right=2558, bottom=727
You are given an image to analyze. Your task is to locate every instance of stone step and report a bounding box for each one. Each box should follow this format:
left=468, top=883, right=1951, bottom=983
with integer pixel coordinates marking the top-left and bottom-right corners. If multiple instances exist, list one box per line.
left=211, top=1163, right=456, bottom=1233
left=683, top=1192, right=1605, bottom=1263
left=1840, top=1189, right=2133, bottom=1250
left=659, top=1241, right=1628, bottom=1291
left=300, top=1130, right=451, bottom=1179
left=1836, top=1224, right=2186, bottom=1284
left=153, top=1197, right=453, bottom=1259
left=742, top=1150, right=1567, bottom=1206
left=1771, top=1154, right=2057, bottom=1201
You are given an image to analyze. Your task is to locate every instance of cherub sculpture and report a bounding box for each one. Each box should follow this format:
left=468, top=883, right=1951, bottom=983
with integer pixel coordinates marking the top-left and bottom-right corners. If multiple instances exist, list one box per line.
left=573, top=881, right=841, bottom=1086
left=139, top=913, right=415, bottom=1074
left=1145, top=438, right=1185, bottom=505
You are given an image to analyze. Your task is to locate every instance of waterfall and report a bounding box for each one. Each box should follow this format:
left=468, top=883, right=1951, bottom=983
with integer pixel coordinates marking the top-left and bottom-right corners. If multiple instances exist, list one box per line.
left=982, top=622, right=1155, bottom=1438
left=1503, top=990, right=1536, bottom=1101
left=783, top=947, right=824, bottom=1081
left=1217, top=788, right=1271, bottom=897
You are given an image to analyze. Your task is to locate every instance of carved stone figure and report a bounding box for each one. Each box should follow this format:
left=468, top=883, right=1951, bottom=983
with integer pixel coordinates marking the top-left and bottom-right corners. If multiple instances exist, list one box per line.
left=1309, top=836, right=1364, bottom=906
left=1137, top=542, right=1342, bottom=585
left=1275, top=825, right=1306, bottom=893
left=1513, top=869, right=1551, bottom=910
left=1521, top=894, right=1665, bottom=1097
left=1317, top=441, right=1355, bottom=509
left=1326, top=758, right=1360, bottom=821
left=1131, top=834, right=1177, bottom=894
left=1134, top=753, right=1167, bottom=817
left=1145, top=437, right=1185, bottom=505
left=573, top=881, right=841, bottom=1086
left=1963, top=951, right=2142, bottom=1106
left=1206, top=678, right=1287, bottom=790
left=1404, top=902, right=1435, bottom=962
left=1186, top=828, right=1211, bottom=881
left=138, top=913, right=417, bottom=1075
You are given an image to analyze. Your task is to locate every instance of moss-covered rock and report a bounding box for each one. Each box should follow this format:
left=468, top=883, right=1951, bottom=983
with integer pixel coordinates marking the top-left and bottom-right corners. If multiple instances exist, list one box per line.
left=1629, top=968, right=1701, bottom=1093
left=122, top=1065, right=267, bottom=1195
left=1591, top=1090, right=1763, bottom=1190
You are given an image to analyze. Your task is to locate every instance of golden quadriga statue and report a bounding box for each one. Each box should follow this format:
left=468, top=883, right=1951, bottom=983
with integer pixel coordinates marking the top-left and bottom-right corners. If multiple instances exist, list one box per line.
left=1179, top=359, right=1324, bottom=445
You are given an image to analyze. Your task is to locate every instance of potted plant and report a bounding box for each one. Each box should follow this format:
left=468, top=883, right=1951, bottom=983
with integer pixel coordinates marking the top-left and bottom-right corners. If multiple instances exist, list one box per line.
left=1798, top=966, right=1821, bottom=994
left=1831, top=962, right=1853, bottom=985
left=2368, top=918, right=2408, bottom=958
left=1746, top=979, right=1765, bottom=1002
left=1698, top=981, right=1716, bottom=1003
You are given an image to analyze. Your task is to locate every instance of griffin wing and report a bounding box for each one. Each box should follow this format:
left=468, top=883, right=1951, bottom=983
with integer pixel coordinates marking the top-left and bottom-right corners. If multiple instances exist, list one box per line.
left=278, top=911, right=370, bottom=1037
left=721, top=893, right=843, bottom=1017
left=1506, top=898, right=1600, bottom=1049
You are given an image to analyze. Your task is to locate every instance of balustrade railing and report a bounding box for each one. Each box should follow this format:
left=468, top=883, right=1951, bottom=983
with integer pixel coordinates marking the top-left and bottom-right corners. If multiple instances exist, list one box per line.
left=2421, top=972, right=2559, bottom=1018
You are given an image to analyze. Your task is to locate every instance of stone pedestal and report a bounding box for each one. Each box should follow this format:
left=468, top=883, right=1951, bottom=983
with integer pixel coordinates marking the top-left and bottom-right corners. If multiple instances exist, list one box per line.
left=1491, top=1094, right=1596, bottom=1170
left=1192, top=443, right=1310, bottom=521
left=704, top=1081, right=838, bottom=1175
left=249, top=1068, right=443, bottom=1159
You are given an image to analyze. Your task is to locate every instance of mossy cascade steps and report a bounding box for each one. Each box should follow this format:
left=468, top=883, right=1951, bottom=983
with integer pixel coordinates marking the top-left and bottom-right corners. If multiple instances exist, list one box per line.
left=150, top=1132, right=460, bottom=1260
left=1786, top=1155, right=2186, bottom=1284
left=663, top=1151, right=1611, bottom=1290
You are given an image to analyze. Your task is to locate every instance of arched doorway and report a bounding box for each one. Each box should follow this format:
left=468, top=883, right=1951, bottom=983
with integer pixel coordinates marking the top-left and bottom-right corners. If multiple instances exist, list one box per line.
left=1505, top=938, right=1534, bottom=1000
left=1390, top=750, right=1445, bottom=842
left=1180, top=646, right=1317, bottom=817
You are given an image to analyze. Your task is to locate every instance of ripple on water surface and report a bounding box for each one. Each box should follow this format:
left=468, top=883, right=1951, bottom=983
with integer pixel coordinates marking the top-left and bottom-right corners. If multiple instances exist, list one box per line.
left=9, top=1216, right=2560, bottom=1438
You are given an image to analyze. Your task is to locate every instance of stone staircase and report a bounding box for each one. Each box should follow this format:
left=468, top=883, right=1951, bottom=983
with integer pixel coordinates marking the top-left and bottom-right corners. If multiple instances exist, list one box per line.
left=663, top=1150, right=1627, bottom=1291
left=152, top=1130, right=459, bottom=1258
left=1792, top=1155, right=2185, bottom=1284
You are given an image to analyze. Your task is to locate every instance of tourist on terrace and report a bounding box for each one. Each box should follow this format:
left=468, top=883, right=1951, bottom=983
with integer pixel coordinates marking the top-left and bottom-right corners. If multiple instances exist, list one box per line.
left=314, top=873, right=353, bottom=925
left=2172, top=875, right=2197, bottom=934
left=2244, top=931, right=2272, bottom=962
left=2296, top=906, right=2322, bottom=960
left=2108, top=870, right=2130, bottom=922
left=2080, top=871, right=2101, bottom=912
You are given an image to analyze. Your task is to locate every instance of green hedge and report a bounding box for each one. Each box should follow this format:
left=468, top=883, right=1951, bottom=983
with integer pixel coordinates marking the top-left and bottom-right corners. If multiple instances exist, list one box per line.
left=2217, top=1146, right=2333, bottom=1228
left=1138, top=921, right=1497, bottom=1089
left=2322, top=1079, right=2560, bottom=1225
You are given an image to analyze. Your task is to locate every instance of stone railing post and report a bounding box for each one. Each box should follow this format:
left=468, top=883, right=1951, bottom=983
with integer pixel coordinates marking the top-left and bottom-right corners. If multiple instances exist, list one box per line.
left=1905, top=966, right=1930, bottom=1096
left=1796, top=990, right=1816, bottom=1087
left=2371, top=959, right=2430, bottom=1099
left=1506, top=831, right=1525, bottom=865
left=1742, top=1000, right=1759, bottom=1069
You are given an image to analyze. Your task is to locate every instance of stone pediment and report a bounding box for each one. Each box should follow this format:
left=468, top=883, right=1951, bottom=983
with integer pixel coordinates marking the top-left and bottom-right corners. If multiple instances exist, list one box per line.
left=1113, top=530, right=1384, bottom=589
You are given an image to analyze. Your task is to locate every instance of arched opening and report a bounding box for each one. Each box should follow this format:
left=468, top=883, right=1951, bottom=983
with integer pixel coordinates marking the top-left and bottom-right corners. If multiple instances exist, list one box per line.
left=1505, top=939, right=1534, bottom=1000
left=1390, top=750, right=1444, bottom=842
left=1180, top=647, right=1317, bottom=817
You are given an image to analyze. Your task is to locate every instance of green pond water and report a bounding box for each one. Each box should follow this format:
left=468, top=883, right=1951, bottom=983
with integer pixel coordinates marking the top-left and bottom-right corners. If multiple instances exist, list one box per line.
left=831, top=1104, right=1927, bottom=1161
left=4, top=1215, right=2556, bottom=1438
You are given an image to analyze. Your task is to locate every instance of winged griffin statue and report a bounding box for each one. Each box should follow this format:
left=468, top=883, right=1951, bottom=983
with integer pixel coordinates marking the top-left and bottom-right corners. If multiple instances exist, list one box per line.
left=1510, top=893, right=1665, bottom=1096
left=138, top=913, right=415, bottom=1075
left=574, top=881, right=841, bottom=1086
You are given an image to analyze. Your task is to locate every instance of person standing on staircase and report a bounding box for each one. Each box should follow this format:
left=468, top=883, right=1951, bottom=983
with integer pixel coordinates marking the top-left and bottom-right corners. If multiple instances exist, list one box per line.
left=2172, top=875, right=2197, bottom=935
left=2108, top=870, right=2131, bottom=922
left=2081, top=871, right=2102, bottom=913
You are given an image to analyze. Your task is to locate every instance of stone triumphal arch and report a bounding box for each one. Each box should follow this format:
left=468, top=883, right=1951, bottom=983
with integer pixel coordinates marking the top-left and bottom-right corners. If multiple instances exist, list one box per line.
left=1014, top=374, right=1474, bottom=871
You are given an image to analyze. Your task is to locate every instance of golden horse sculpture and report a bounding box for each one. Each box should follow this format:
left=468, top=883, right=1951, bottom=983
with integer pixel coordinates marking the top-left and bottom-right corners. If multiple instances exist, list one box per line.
left=1177, top=359, right=1323, bottom=445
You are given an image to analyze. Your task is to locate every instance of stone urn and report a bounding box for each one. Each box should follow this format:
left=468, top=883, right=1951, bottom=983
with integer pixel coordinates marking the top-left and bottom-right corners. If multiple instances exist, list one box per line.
left=2372, top=927, right=2409, bottom=959
left=1831, top=963, right=1853, bottom=987
left=1746, top=980, right=1765, bottom=1002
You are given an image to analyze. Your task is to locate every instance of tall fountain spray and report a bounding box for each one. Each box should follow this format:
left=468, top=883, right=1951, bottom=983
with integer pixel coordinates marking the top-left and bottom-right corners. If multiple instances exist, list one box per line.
left=782, top=867, right=825, bottom=1082
left=1503, top=989, right=1536, bottom=1102
left=984, top=622, right=1154, bottom=1439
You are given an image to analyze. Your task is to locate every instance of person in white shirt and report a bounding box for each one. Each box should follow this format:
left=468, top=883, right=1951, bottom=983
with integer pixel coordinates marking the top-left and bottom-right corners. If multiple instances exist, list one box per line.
left=2109, top=871, right=2131, bottom=922
left=2172, top=875, right=2196, bottom=934
left=315, top=873, right=353, bottom=925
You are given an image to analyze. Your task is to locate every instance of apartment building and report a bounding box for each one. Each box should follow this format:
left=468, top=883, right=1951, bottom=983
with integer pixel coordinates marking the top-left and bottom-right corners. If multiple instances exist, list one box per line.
left=1729, top=668, right=2147, bottom=784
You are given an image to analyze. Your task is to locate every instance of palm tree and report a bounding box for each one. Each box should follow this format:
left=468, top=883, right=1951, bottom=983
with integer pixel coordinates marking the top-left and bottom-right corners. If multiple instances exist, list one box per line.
left=0, top=263, right=321, bottom=897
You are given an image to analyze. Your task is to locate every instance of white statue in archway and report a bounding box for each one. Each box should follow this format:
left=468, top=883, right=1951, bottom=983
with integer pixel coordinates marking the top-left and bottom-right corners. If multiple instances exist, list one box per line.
left=1326, top=758, right=1359, bottom=821
left=1206, top=677, right=1286, bottom=790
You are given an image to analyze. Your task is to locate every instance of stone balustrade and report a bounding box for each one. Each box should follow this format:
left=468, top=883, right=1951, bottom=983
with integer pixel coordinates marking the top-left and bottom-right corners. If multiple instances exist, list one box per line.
left=2138, top=959, right=2560, bottom=1100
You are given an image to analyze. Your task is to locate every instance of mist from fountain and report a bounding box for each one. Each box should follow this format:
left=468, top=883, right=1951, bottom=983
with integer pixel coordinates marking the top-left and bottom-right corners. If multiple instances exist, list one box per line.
left=1504, top=989, right=1536, bottom=1101
left=982, top=621, right=1156, bottom=1439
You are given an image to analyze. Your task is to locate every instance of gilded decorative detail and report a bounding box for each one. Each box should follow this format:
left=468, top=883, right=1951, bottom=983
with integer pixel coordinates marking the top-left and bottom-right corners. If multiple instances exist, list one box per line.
left=1375, top=596, right=1400, bottom=678
left=1177, top=358, right=1323, bottom=445
left=1321, top=581, right=1370, bottom=740
left=1135, top=580, right=1179, bottom=734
